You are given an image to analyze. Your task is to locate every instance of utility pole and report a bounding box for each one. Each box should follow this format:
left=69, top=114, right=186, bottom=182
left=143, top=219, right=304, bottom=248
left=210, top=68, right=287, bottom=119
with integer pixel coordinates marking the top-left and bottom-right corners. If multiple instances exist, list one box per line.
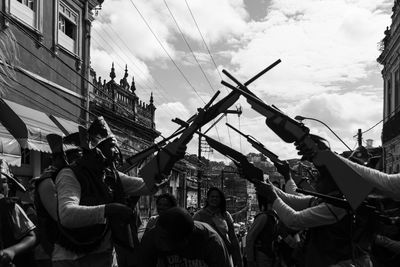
left=197, top=105, right=242, bottom=208
left=197, top=128, right=202, bottom=209
left=357, top=129, right=362, bottom=147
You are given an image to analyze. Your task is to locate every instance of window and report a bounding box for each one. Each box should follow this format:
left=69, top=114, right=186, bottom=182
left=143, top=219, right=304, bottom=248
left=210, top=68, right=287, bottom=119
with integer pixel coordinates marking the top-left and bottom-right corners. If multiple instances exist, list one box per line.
left=9, top=0, right=42, bottom=31
left=58, top=1, right=79, bottom=54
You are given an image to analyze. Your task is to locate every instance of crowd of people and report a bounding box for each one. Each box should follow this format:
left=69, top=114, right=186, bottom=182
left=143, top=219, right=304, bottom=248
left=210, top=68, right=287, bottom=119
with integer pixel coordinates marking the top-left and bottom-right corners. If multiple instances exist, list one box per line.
left=0, top=114, right=400, bottom=267
left=0, top=29, right=400, bottom=267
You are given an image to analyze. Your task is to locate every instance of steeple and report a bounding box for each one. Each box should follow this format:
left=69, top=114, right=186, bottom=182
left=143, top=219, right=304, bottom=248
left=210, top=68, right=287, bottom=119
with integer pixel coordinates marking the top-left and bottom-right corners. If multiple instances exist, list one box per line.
left=149, top=92, right=154, bottom=105
left=130, top=76, right=137, bottom=94
left=120, top=64, right=129, bottom=89
left=110, top=62, right=116, bottom=81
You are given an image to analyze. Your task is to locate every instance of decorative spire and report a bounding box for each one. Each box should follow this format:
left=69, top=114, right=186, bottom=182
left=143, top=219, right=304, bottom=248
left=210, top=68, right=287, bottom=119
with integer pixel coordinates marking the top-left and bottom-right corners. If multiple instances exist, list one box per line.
left=150, top=92, right=154, bottom=105
left=124, top=64, right=128, bottom=79
left=130, top=76, right=136, bottom=94
left=120, top=64, right=129, bottom=89
left=110, top=62, right=116, bottom=81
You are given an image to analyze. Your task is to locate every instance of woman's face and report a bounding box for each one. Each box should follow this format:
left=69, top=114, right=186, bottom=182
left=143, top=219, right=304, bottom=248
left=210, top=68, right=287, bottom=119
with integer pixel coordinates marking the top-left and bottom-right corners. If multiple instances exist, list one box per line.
left=157, top=198, right=173, bottom=215
left=207, top=190, right=221, bottom=208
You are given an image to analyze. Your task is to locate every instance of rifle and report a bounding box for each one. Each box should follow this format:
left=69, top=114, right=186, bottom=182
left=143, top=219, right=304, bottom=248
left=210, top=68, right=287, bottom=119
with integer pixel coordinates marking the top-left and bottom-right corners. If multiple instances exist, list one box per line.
left=139, top=89, right=240, bottom=188
left=197, top=132, right=264, bottom=183
left=226, top=122, right=281, bottom=164
left=225, top=123, right=315, bottom=191
left=296, top=188, right=392, bottom=224
left=220, top=68, right=373, bottom=210
left=121, top=60, right=281, bottom=175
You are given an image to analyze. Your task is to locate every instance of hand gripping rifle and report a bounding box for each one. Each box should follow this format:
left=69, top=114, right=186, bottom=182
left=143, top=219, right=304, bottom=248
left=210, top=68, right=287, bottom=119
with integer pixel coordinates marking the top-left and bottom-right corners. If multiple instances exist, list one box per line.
left=220, top=67, right=373, bottom=210
left=139, top=90, right=240, bottom=189
left=197, top=132, right=264, bottom=183
left=226, top=122, right=315, bottom=191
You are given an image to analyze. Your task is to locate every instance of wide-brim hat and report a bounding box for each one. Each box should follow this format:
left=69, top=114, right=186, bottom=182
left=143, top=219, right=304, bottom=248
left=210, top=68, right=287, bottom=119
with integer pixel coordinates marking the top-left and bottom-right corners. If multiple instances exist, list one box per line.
left=87, top=116, right=115, bottom=148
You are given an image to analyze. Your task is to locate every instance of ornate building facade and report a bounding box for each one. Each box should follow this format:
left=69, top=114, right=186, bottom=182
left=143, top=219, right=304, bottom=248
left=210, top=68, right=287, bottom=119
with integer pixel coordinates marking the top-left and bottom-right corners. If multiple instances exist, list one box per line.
left=378, top=1, right=400, bottom=173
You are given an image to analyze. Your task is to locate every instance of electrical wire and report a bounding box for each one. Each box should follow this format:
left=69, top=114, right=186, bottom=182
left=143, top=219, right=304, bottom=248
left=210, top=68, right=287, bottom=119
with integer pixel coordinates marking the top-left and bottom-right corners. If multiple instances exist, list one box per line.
left=163, top=0, right=216, bottom=93
left=96, top=24, right=184, bottom=116
left=128, top=0, right=206, bottom=104
left=184, top=0, right=224, bottom=84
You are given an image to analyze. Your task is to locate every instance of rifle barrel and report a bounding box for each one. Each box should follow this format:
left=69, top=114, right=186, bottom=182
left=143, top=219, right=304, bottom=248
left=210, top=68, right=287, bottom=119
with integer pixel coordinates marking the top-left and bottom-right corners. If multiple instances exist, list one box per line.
left=244, top=59, right=281, bottom=86
left=226, top=122, right=246, bottom=137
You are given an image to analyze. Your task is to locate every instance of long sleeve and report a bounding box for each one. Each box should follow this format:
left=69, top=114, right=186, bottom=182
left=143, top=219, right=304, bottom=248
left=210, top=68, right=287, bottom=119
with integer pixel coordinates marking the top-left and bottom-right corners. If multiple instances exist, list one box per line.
left=272, top=197, right=347, bottom=231
left=55, top=168, right=105, bottom=228
left=339, top=155, right=400, bottom=200
left=274, top=187, right=314, bottom=211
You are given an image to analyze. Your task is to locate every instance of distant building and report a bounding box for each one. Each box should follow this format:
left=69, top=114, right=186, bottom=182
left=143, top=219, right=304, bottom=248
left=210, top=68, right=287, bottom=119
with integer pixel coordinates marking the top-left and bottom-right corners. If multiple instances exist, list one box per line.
left=0, top=0, right=103, bottom=192
left=377, top=1, right=400, bottom=173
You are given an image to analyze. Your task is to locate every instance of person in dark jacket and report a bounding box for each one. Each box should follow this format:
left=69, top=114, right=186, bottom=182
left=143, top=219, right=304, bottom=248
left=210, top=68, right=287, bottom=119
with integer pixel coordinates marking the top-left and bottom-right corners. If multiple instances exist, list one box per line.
left=137, top=207, right=231, bottom=267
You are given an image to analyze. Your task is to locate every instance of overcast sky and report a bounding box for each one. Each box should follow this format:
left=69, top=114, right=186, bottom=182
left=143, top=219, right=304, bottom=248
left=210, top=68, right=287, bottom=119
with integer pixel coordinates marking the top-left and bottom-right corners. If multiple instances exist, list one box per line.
left=91, top=0, right=393, bottom=162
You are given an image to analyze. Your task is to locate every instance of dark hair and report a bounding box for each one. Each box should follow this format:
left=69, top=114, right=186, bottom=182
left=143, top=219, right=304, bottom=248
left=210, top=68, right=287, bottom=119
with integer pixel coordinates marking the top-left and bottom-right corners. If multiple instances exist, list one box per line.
left=156, top=193, right=178, bottom=207
left=158, top=207, right=194, bottom=240
left=204, top=187, right=226, bottom=213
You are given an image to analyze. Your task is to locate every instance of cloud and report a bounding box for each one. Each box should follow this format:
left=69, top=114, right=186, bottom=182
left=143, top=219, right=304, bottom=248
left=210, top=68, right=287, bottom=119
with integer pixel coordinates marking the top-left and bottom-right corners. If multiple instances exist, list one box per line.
left=228, top=0, right=391, bottom=100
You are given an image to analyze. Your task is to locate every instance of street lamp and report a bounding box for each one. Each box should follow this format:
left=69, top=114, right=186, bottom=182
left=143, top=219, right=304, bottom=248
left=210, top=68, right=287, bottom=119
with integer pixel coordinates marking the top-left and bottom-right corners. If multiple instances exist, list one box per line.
left=294, top=115, right=352, bottom=151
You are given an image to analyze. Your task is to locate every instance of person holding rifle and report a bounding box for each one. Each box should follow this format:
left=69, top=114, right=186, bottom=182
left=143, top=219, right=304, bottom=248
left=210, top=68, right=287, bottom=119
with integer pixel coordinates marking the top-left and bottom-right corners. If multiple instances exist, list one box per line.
left=252, top=136, right=374, bottom=267
left=51, top=116, right=186, bottom=267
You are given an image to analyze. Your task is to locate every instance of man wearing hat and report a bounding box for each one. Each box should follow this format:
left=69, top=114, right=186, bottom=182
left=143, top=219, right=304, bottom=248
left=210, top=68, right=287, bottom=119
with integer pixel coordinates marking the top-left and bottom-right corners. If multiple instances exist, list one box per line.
left=52, top=116, right=186, bottom=267
left=0, top=158, right=37, bottom=267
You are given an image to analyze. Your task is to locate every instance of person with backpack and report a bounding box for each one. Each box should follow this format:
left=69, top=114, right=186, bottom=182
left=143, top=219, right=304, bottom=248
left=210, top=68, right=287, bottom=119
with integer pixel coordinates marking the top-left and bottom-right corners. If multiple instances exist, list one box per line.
left=245, top=193, right=279, bottom=267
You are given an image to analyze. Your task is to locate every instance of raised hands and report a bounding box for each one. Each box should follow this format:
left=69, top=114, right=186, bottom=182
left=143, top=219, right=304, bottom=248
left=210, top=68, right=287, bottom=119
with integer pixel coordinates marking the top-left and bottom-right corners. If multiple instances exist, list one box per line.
left=253, top=180, right=278, bottom=204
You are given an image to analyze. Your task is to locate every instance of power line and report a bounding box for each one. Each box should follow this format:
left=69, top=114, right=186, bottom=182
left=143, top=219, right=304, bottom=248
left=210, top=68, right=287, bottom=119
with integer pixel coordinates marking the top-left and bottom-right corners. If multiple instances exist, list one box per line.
left=127, top=0, right=206, bottom=104
left=98, top=23, right=183, bottom=111
left=3, top=18, right=160, bottom=148
left=184, top=0, right=223, bottom=83
left=91, top=29, right=182, bottom=119
left=163, top=0, right=216, bottom=93
left=4, top=10, right=157, bottom=128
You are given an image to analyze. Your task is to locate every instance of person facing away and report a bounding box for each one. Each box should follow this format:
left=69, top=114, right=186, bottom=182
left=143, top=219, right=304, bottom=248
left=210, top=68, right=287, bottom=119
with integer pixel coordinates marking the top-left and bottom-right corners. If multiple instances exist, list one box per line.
left=137, top=207, right=231, bottom=267
left=51, top=116, right=186, bottom=267
left=193, top=187, right=243, bottom=267
left=0, top=159, right=37, bottom=267
left=144, top=193, right=177, bottom=233
left=253, top=151, right=375, bottom=267
left=245, top=194, right=279, bottom=267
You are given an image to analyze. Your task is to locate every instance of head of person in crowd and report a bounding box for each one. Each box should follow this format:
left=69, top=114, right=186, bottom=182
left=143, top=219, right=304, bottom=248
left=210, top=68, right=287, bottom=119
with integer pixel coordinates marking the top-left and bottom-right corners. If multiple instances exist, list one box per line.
left=205, top=187, right=227, bottom=213
left=87, top=116, right=122, bottom=167
left=62, top=131, right=84, bottom=165
left=296, top=134, right=341, bottom=194
left=47, top=133, right=68, bottom=169
left=155, top=193, right=177, bottom=216
left=0, top=158, right=26, bottom=198
left=156, top=207, right=195, bottom=250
